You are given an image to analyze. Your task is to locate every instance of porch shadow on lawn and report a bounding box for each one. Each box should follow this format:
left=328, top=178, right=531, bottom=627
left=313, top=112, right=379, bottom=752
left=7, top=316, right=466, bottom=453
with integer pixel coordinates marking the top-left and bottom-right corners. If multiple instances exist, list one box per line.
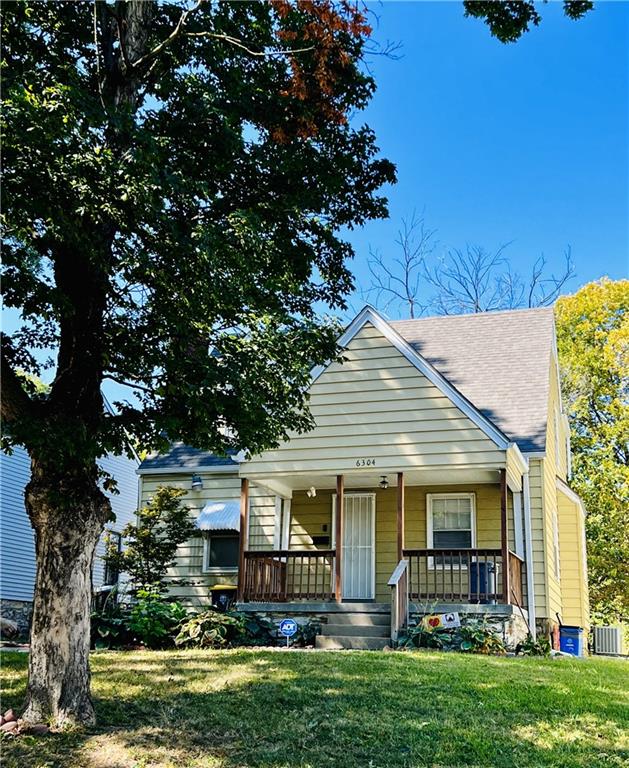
left=1, top=650, right=627, bottom=768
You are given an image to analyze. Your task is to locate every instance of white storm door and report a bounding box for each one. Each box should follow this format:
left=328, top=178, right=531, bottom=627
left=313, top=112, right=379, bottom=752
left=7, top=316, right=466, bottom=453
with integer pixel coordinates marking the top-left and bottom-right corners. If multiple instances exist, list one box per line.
left=333, top=493, right=375, bottom=600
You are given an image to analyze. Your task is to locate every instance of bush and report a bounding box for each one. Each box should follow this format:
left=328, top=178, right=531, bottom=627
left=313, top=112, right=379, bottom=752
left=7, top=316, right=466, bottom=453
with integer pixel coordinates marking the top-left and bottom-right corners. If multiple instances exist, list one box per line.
left=175, top=610, right=249, bottom=648
left=175, top=610, right=318, bottom=649
left=516, top=633, right=551, bottom=656
left=128, top=588, right=188, bottom=649
left=401, top=618, right=505, bottom=655
left=91, top=589, right=187, bottom=650
left=91, top=598, right=132, bottom=650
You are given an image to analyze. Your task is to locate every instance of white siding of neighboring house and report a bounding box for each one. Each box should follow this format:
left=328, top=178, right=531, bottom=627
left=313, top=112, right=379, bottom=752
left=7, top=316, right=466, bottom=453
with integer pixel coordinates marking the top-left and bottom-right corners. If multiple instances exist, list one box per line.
left=0, top=446, right=139, bottom=602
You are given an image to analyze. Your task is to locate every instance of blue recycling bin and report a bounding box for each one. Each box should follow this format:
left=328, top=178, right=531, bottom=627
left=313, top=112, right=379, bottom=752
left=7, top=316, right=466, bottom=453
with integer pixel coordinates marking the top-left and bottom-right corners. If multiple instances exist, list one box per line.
left=559, top=626, right=584, bottom=656
left=470, top=561, right=496, bottom=604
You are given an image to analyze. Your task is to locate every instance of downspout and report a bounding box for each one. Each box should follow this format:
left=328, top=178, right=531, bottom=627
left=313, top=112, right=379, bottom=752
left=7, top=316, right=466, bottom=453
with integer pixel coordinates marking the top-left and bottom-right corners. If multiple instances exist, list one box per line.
left=522, top=464, right=537, bottom=638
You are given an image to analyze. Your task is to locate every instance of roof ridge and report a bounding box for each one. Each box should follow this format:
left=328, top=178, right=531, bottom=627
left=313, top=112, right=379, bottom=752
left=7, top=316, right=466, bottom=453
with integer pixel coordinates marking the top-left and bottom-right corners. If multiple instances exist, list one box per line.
left=390, top=306, right=555, bottom=324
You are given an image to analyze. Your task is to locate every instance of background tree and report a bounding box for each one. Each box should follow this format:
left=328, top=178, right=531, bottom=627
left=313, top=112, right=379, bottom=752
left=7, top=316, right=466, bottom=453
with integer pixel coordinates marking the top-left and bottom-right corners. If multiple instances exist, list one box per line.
left=555, top=279, right=629, bottom=623
left=366, top=212, right=575, bottom=316
left=103, top=486, right=195, bottom=593
left=366, top=212, right=436, bottom=318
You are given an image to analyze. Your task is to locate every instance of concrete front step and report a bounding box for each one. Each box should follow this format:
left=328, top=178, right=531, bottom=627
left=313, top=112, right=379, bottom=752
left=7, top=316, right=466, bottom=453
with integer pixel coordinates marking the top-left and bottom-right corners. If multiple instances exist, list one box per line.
left=322, top=623, right=389, bottom=638
left=315, top=635, right=390, bottom=650
left=327, top=612, right=390, bottom=626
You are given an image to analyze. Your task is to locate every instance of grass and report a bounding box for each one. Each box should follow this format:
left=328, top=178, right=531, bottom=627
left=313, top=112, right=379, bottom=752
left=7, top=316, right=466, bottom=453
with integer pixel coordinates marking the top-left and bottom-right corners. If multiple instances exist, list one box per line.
left=0, top=650, right=627, bottom=768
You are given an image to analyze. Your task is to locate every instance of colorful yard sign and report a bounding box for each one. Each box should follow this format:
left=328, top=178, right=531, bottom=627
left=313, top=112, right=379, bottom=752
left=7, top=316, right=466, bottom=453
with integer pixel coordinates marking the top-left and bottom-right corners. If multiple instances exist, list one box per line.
left=422, top=612, right=461, bottom=630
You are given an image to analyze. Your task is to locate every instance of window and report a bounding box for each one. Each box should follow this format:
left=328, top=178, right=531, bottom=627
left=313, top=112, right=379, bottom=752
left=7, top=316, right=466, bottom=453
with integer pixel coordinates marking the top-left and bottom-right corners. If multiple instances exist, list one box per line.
left=203, top=532, right=240, bottom=572
left=427, top=494, right=476, bottom=566
left=103, top=531, right=122, bottom=587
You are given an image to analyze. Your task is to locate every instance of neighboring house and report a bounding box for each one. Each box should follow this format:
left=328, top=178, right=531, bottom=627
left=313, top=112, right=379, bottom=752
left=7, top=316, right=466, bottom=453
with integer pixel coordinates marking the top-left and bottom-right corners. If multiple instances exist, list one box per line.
left=0, top=443, right=139, bottom=635
left=138, top=306, right=590, bottom=650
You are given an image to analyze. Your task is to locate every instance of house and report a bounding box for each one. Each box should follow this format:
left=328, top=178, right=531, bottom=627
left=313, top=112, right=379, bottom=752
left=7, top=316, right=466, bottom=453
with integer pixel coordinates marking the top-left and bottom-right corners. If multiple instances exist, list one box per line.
left=137, top=306, right=590, bottom=650
left=0, top=441, right=139, bottom=635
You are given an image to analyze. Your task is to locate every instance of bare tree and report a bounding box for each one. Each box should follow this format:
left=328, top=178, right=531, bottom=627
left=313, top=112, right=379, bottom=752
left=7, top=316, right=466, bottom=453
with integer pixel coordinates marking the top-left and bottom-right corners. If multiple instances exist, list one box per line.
left=366, top=210, right=576, bottom=317
left=365, top=212, right=437, bottom=318
left=425, top=245, right=575, bottom=314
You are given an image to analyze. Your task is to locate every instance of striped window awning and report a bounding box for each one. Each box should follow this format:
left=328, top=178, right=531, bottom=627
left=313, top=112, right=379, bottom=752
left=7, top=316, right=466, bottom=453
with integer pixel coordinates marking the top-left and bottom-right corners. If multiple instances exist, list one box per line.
left=196, top=500, right=240, bottom=532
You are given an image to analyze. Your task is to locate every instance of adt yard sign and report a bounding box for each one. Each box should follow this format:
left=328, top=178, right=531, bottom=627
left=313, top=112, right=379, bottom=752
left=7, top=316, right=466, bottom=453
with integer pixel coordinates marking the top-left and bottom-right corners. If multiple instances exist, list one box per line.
left=279, top=618, right=298, bottom=646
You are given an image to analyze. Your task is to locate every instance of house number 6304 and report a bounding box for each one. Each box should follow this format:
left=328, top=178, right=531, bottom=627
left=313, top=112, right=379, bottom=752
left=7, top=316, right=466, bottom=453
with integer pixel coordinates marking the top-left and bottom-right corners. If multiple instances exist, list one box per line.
left=355, top=458, right=376, bottom=467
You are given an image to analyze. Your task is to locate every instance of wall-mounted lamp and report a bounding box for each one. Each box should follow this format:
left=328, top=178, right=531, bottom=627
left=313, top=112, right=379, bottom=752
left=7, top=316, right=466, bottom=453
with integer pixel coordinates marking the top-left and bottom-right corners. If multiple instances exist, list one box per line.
left=306, top=486, right=317, bottom=498
left=379, top=475, right=389, bottom=490
left=191, top=474, right=204, bottom=492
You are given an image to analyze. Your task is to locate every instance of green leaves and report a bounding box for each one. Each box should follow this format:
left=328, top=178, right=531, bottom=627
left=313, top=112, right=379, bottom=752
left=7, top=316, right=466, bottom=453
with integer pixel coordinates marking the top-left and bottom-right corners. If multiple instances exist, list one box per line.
left=2, top=0, right=395, bottom=467
left=556, top=279, right=629, bottom=622
left=103, top=486, right=196, bottom=591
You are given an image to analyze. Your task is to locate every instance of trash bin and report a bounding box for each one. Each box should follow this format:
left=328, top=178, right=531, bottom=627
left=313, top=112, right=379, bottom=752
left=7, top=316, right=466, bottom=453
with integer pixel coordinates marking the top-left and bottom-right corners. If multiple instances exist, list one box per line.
left=210, top=584, right=237, bottom=612
left=559, top=625, right=584, bottom=657
left=470, top=561, right=496, bottom=604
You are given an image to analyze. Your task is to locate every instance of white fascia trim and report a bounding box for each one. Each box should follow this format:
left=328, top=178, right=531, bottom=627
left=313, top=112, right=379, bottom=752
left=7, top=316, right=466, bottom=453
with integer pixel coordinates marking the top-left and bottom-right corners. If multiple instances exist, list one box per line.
left=522, top=451, right=546, bottom=460
left=137, top=465, right=239, bottom=476
left=311, top=305, right=509, bottom=450
left=556, top=477, right=587, bottom=516
left=507, top=443, right=528, bottom=475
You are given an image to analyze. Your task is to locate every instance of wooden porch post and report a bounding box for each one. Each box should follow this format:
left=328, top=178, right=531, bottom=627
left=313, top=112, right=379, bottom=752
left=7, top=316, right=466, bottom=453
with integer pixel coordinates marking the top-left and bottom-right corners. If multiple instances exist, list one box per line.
left=397, top=472, right=405, bottom=562
left=237, top=477, right=249, bottom=601
left=500, top=469, right=510, bottom=604
left=335, top=474, right=344, bottom=602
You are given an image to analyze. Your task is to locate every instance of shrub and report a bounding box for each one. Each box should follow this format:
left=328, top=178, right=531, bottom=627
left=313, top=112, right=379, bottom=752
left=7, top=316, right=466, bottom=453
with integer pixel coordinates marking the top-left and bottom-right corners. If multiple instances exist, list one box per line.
left=516, top=633, right=551, bottom=656
left=401, top=618, right=505, bottom=655
left=127, top=588, right=188, bottom=649
left=103, top=486, right=196, bottom=594
left=175, top=610, right=319, bottom=649
left=175, top=610, right=249, bottom=648
left=457, top=620, right=506, bottom=655
left=91, top=597, right=132, bottom=650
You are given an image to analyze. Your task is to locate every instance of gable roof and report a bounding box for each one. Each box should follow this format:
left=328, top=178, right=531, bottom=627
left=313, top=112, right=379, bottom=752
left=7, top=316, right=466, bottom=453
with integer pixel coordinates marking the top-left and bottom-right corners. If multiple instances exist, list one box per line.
left=312, top=306, right=512, bottom=450
left=390, top=307, right=555, bottom=453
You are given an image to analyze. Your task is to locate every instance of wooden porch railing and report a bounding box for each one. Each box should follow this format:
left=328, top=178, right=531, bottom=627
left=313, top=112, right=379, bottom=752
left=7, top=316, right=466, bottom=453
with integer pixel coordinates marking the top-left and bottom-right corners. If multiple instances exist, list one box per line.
left=388, top=558, right=409, bottom=644
left=403, top=548, right=521, bottom=604
left=242, top=550, right=335, bottom=602
left=508, top=551, right=524, bottom=607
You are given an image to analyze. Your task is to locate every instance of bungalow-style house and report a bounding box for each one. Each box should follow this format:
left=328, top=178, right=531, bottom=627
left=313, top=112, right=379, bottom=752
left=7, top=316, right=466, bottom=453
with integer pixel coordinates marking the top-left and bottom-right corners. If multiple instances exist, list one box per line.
left=138, top=306, right=590, bottom=650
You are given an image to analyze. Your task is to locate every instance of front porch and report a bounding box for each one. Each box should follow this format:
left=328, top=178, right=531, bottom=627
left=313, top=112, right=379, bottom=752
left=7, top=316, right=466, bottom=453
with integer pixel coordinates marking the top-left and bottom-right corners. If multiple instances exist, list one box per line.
left=237, top=467, right=527, bottom=621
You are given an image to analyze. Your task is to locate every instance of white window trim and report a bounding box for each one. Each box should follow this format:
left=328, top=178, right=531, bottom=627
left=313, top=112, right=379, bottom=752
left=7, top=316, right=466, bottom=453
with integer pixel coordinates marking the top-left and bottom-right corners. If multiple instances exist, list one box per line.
left=202, top=533, right=239, bottom=574
left=427, top=493, right=476, bottom=570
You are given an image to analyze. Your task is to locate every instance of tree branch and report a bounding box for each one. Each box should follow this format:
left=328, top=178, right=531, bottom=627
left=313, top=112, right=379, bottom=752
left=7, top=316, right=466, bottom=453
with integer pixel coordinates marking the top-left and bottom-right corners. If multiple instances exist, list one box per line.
left=1, top=337, right=36, bottom=424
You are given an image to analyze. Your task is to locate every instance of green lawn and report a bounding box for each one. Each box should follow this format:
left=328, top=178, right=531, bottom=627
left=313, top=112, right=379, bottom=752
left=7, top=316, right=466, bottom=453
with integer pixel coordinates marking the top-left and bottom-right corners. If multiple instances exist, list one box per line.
left=1, top=650, right=627, bottom=768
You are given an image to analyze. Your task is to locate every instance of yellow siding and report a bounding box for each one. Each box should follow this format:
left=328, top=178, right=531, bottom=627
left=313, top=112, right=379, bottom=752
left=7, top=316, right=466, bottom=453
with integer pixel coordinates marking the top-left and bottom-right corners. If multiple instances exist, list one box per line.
left=290, top=483, right=513, bottom=603
left=245, top=322, right=505, bottom=476
left=528, top=459, right=548, bottom=618
left=139, top=472, right=273, bottom=607
left=558, top=489, right=590, bottom=630
left=543, top=359, right=564, bottom=620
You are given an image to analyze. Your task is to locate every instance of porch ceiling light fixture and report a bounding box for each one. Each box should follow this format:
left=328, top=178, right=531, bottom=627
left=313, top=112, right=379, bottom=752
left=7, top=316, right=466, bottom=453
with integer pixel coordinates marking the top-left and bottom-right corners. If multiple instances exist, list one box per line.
left=306, top=486, right=317, bottom=498
left=379, top=475, right=389, bottom=490
left=191, top=474, right=204, bottom=492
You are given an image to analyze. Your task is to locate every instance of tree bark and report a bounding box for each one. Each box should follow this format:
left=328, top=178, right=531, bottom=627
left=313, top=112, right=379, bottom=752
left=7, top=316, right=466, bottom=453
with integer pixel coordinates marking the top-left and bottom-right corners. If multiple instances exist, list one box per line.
left=21, top=462, right=111, bottom=727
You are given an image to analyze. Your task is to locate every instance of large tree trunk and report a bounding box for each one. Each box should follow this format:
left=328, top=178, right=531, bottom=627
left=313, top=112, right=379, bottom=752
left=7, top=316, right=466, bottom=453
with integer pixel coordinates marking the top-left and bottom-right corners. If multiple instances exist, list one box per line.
left=21, top=463, right=111, bottom=727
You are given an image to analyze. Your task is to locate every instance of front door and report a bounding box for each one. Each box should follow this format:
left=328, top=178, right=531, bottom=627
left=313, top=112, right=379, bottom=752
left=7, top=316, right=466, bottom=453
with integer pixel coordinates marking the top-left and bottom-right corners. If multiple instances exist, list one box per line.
left=335, top=493, right=375, bottom=600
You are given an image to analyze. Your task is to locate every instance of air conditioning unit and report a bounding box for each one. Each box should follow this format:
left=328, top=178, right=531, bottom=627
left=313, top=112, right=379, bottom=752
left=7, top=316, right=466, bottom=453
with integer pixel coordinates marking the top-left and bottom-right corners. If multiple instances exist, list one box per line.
left=593, top=626, right=624, bottom=656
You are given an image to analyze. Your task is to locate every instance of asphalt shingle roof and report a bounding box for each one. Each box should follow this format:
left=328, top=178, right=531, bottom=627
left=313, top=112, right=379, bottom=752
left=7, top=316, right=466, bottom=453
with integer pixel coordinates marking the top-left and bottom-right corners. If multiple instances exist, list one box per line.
left=139, top=444, right=238, bottom=472
left=391, top=307, right=555, bottom=453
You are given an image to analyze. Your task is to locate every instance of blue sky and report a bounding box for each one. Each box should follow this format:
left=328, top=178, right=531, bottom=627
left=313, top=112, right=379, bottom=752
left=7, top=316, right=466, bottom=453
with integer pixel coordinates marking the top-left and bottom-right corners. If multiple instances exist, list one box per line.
left=344, top=0, right=628, bottom=316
